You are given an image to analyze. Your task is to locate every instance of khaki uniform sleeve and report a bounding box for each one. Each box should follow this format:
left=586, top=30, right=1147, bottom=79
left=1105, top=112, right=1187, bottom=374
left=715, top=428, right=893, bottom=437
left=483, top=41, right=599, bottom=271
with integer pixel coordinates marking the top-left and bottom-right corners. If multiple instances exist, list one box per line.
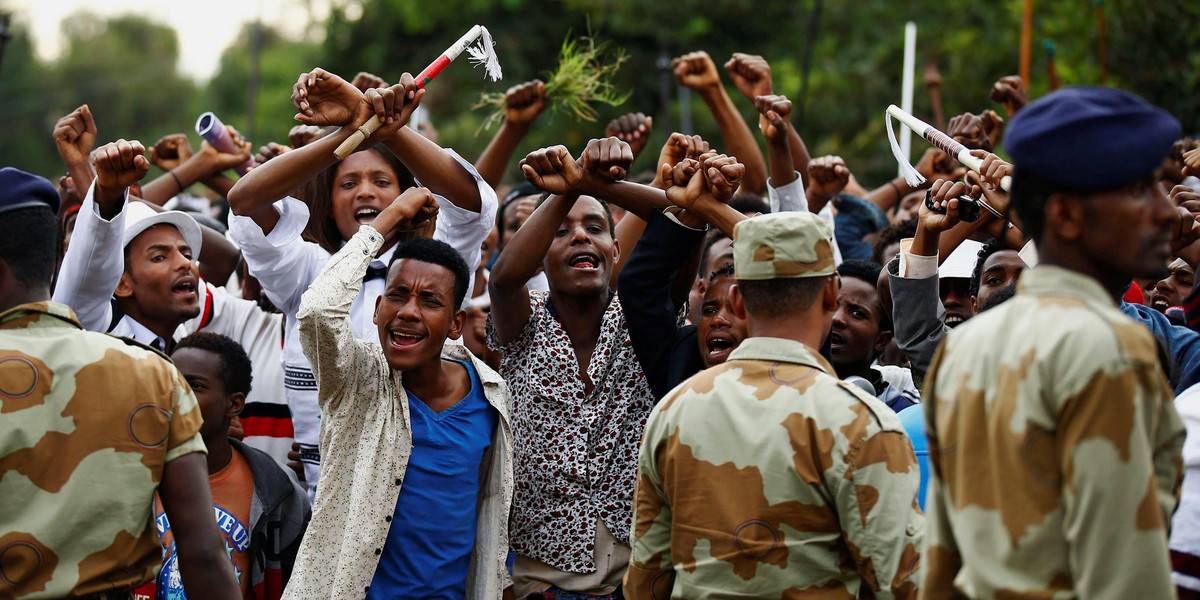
left=624, top=411, right=675, bottom=600
left=917, top=343, right=964, bottom=600
left=1057, top=360, right=1181, bottom=599
left=165, top=366, right=206, bottom=462
left=833, top=426, right=924, bottom=600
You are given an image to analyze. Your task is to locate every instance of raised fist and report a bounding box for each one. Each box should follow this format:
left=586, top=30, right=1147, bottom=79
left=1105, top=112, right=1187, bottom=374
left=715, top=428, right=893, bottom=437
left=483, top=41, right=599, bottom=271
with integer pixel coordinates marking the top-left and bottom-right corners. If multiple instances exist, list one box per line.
left=252, top=142, right=291, bottom=168
left=579, top=137, right=634, bottom=181
left=288, top=124, right=324, bottom=148
left=990, top=75, right=1028, bottom=117
left=700, top=153, right=744, bottom=204
left=604, top=112, right=653, bottom=160
left=504, top=79, right=547, bottom=127
left=390, top=186, right=441, bottom=232
left=53, top=105, right=98, bottom=168
left=806, top=155, right=850, bottom=200
left=520, top=145, right=586, bottom=195
left=725, top=53, right=773, bottom=101
left=754, top=94, right=792, bottom=143
left=197, top=125, right=253, bottom=174
left=93, top=139, right=150, bottom=191
left=149, top=134, right=194, bottom=172
left=672, top=51, right=722, bottom=91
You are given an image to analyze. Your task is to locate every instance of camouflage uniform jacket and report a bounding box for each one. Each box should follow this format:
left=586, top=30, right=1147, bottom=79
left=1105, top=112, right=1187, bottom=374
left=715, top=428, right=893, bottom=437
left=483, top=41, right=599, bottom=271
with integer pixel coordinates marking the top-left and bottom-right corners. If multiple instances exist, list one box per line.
left=920, top=265, right=1185, bottom=599
left=626, top=336, right=924, bottom=600
left=0, top=301, right=206, bottom=599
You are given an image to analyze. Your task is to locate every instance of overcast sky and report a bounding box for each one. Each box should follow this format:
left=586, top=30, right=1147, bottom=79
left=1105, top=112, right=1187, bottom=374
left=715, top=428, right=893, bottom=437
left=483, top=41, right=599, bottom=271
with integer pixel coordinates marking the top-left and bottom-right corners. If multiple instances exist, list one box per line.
left=7, top=0, right=337, bottom=81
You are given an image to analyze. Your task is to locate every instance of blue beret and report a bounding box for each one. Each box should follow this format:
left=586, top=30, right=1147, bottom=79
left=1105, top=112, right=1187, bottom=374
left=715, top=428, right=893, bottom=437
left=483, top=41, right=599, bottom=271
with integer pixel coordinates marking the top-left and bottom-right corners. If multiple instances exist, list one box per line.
left=1006, top=86, right=1180, bottom=190
left=0, top=168, right=60, bottom=215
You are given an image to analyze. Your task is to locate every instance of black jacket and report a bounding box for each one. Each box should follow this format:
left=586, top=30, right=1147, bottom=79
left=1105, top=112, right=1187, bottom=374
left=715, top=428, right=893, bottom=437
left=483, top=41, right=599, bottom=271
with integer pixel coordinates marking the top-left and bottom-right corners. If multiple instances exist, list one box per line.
left=617, top=211, right=708, bottom=400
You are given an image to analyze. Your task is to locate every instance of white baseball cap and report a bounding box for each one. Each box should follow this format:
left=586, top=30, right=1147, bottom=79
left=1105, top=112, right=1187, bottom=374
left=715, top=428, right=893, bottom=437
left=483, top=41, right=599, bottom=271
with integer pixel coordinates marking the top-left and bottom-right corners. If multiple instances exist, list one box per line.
left=122, top=201, right=203, bottom=256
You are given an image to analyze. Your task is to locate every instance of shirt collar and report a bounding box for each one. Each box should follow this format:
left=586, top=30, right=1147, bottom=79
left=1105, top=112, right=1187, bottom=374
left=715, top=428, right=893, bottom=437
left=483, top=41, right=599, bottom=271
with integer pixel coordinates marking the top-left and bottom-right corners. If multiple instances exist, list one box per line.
left=122, top=315, right=171, bottom=352
left=373, top=241, right=398, bottom=267
left=0, top=301, right=83, bottom=330
left=726, top=336, right=836, bottom=374
left=1017, top=265, right=1116, bottom=308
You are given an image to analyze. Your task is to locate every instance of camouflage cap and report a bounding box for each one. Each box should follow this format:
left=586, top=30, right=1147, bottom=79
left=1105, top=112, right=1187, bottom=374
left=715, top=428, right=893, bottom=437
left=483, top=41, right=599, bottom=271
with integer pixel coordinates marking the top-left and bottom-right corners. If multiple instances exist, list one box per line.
left=733, top=212, right=836, bottom=280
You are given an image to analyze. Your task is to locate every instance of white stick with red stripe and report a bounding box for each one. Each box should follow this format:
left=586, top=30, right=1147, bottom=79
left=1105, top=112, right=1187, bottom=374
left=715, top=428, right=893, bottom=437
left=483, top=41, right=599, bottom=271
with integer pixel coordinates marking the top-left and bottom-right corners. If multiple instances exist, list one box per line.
left=886, top=104, right=1013, bottom=192
left=334, top=24, right=502, bottom=160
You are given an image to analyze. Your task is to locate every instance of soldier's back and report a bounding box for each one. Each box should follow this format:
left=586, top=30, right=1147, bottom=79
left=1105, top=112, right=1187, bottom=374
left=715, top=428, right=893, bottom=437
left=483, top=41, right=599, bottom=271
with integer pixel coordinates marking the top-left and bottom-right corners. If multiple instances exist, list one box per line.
left=631, top=337, right=923, bottom=599
left=920, top=266, right=1183, bottom=599
left=0, top=302, right=205, bottom=599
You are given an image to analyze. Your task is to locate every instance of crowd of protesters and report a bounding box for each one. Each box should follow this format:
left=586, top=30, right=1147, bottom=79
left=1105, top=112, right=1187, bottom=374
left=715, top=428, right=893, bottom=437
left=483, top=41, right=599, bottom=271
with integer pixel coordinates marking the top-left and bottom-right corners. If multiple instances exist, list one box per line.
left=3, top=41, right=1200, bottom=600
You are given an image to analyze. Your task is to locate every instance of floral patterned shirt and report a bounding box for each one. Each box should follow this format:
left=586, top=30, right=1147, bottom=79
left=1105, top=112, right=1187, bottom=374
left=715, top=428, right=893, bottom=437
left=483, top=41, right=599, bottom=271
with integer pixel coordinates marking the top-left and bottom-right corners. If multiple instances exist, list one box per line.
left=487, top=291, right=655, bottom=574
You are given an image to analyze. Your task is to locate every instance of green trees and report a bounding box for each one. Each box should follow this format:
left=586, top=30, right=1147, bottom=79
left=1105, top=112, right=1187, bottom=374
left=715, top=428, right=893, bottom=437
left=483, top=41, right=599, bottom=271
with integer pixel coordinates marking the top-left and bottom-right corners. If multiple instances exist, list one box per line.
left=2, top=1, right=1196, bottom=185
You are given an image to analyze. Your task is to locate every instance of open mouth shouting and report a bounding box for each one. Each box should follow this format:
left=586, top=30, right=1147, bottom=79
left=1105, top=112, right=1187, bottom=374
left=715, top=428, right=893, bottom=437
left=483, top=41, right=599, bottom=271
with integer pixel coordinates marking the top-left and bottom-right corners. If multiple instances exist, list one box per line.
left=1150, top=293, right=1172, bottom=312
left=704, top=331, right=738, bottom=364
left=387, top=328, right=427, bottom=350
left=568, top=251, right=602, bottom=271
left=828, top=329, right=845, bottom=349
left=355, top=206, right=382, bottom=225
left=944, top=313, right=967, bottom=328
left=171, top=276, right=198, bottom=301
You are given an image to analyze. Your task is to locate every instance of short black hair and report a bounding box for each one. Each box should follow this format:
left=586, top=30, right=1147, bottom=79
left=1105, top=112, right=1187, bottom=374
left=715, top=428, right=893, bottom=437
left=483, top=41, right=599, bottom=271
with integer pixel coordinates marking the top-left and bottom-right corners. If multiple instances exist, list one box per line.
left=0, top=206, right=59, bottom=289
left=837, top=259, right=891, bottom=331
left=871, top=217, right=918, bottom=265
left=698, top=229, right=732, bottom=280
left=969, top=238, right=1012, bottom=298
left=389, top=237, right=470, bottom=309
left=737, top=276, right=829, bottom=319
left=709, top=260, right=736, bottom=283
left=729, top=194, right=769, bottom=215
left=174, top=332, right=253, bottom=396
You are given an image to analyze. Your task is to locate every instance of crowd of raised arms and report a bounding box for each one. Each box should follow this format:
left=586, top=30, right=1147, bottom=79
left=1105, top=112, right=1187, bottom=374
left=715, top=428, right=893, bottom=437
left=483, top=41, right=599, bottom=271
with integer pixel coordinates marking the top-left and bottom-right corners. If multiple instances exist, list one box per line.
left=3, top=45, right=1200, bottom=600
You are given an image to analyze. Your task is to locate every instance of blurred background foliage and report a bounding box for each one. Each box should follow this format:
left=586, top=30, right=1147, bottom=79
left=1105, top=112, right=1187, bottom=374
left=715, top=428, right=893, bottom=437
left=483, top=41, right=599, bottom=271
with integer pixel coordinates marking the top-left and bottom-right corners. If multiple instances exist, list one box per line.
left=1, top=0, right=1197, bottom=187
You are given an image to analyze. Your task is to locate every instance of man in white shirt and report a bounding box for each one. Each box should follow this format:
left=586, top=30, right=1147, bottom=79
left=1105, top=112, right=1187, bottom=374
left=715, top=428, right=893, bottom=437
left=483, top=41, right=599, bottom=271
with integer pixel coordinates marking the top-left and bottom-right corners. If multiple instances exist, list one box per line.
left=52, top=139, right=294, bottom=465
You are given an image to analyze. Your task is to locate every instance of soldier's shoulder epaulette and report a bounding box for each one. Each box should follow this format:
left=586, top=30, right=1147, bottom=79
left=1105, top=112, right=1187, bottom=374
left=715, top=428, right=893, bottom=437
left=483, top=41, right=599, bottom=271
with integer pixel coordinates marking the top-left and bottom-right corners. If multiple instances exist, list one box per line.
left=112, top=336, right=174, bottom=363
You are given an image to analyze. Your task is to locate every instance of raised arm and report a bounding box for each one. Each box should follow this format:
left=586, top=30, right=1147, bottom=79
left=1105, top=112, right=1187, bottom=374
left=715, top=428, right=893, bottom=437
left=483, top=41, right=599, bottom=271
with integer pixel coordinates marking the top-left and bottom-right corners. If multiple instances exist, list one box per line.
left=754, top=94, right=797, bottom=190
left=296, top=187, right=439, bottom=408
left=805, top=156, right=850, bottom=214
left=605, top=112, right=654, bottom=164
left=609, top=133, right=709, bottom=289
left=229, top=68, right=420, bottom=232
left=475, top=79, right=547, bottom=188
left=488, top=147, right=583, bottom=344
left=673, top=51, right=767, bottom=196
left=660, top=154, right=747, bottom=239
left=142, top=128, right=252, bottom=206
left=52, top=104, right=98, bottom=198
left=727, top=53, right=813, bottom=188
left=52, top=140, right=149, bottom=331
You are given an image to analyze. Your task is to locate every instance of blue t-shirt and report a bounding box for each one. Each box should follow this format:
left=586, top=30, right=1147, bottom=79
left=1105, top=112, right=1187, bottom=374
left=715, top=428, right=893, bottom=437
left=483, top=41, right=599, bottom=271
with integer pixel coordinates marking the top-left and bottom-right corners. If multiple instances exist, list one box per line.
left=897, top=404, right=929, bottom=510
left=367, top=359, right=498, bottom=600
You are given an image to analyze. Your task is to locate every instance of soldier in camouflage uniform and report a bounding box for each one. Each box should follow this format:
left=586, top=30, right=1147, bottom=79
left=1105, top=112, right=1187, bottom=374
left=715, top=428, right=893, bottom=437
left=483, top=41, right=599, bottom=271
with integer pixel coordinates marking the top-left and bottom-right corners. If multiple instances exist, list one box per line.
left=0, top=168, right=239, bottom=600
left=626, top=210, right=924, bottom=600
left=920, top=87, right=1190, bottom=599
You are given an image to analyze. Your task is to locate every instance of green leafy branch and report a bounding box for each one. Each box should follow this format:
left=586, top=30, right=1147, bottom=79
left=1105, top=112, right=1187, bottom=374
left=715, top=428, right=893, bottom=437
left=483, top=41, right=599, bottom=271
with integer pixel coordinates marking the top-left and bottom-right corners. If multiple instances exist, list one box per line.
left=475, top=31, right=630, bottom=130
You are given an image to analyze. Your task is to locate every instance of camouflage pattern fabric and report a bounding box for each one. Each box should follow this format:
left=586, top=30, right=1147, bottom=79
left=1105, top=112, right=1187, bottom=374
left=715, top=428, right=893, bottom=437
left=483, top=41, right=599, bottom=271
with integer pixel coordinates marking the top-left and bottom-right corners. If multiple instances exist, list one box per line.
left=626, top=336, right=924, bottom=600
left=920, top=266, right=1185, bottom=599
left=0, top=302, right=205, bottom=599
left=733, top=212, right=837, bottom=281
